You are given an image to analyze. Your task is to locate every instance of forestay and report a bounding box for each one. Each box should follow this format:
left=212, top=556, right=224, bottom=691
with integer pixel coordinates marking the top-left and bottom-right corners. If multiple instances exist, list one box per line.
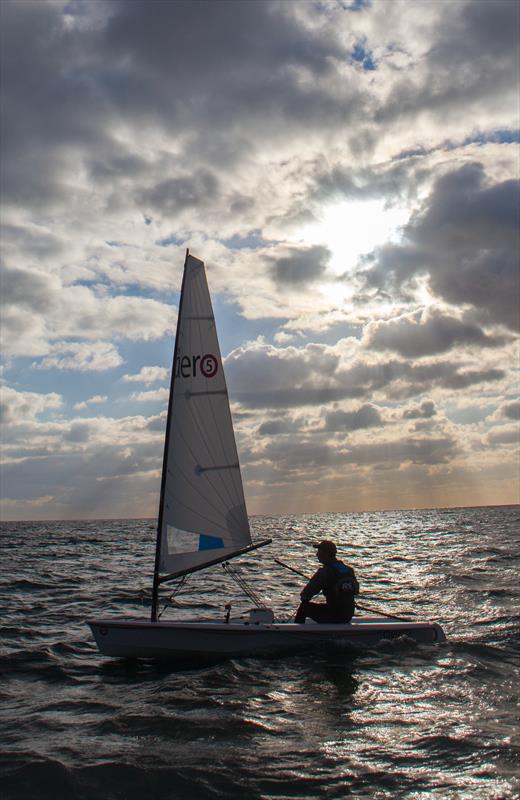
left=158, top=254, right=252, bottom=576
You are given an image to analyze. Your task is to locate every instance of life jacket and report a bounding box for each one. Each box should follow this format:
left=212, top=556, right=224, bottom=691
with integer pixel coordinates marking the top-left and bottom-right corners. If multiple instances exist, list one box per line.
left=327, top=561, right=359, bottom=599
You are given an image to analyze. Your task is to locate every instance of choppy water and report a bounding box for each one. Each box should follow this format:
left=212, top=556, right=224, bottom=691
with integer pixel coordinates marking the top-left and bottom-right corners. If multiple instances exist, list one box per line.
left=1, top=506, right=519, bottom=799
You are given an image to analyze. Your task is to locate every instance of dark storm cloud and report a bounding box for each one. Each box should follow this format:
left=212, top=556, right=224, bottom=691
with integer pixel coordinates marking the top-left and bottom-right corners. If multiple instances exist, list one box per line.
left=403, top=400, right=436, bottom=420
left=365, top=310, right=510, bottom=358
left=362, top=164, right=520, bottom=331
left=323, top=404, right=382, bottom=431
left=268, top=245, right=330, bottom=286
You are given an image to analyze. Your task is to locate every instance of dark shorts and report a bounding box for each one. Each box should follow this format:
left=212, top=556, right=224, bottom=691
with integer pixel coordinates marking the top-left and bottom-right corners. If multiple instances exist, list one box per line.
left=295, top=599, right=354, bottom=624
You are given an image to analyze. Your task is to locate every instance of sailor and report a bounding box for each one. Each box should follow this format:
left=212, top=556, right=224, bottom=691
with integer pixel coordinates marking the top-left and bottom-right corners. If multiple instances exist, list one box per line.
left=294, top=540, right=359, bottom=624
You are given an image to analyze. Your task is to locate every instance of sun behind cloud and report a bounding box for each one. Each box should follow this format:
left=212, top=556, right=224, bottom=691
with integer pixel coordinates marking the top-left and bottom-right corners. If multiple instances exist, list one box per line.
left=293, top=199, right=410, bottom=276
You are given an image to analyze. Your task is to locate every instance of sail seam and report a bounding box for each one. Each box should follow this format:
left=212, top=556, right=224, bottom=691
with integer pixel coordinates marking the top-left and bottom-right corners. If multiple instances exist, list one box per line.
left=192, top=299, right=245, bottom=528
left=186, top=389, right=228, bottom=397
left=165, top=465, right=229, bottom=521
left=165, top=448, right=234, bottom=521
left=166, top=493, right=231, bottom=535
left=184, top=366, right=240, bottom=516
left=196, top=463, right=240, bottom=473
left=166, top=425, right=240, bottom=523
left=188, top=397, right=243, bottom=524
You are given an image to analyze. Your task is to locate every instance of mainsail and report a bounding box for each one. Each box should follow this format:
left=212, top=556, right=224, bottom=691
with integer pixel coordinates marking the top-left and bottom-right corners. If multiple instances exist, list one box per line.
left=155, top=253, right=253, bottom=581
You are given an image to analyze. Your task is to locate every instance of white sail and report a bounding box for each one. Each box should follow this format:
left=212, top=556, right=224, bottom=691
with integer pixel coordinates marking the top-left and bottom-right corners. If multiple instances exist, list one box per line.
left=158, top=254, right=251, bottom=575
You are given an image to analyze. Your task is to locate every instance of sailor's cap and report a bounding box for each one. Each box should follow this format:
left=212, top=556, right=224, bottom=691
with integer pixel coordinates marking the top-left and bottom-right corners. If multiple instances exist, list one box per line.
left=313, top=539, right=337, bottom=555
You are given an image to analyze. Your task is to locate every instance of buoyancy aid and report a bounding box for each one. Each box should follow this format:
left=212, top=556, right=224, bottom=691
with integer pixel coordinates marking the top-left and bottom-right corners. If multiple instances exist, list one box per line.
left=323, top=561, right=359, bottom=604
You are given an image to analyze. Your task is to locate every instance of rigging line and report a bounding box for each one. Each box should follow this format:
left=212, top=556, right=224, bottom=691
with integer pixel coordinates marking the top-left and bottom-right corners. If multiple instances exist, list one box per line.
left=158, top=573, right=190, bottom=618
left=222, top=562, right=266, bottom=609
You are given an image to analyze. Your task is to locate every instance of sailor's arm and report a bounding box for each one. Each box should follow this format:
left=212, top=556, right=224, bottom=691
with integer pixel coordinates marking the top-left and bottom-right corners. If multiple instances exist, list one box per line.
left=300, top=567, right=326, bottom=601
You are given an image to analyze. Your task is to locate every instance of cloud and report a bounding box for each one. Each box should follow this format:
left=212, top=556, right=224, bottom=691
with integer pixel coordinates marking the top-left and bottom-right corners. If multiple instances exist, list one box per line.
left=34, top=342, right=123, bottom=372
left=362, top=164, right=520, bottom=331
left=73, top=395, right=108, bottom=411
left=487, top=426, right=519, bottom=446
left=123, top=366, right=169, bottom=384
left=258, top=417, right=304, bottom=436
left=499, top=401, right=520, bottom=421
left=138, top=169, right=220, bottom=216
left=0, top=386, right=62, bottom=425
left=1, top=0, right=518, bottom=518
left=1, top=265, right=176, bottom=357
left=130, top=388, right=169, bottom=403
left=403, top=400, right=436, bottom=420
left=323, top=404, right=382, bottom=431
left=259, top=433, right=457, bottom=472
left=225, top=339, right=507, bottom=409
left=365, top=309, right=510, bottom=358
left=268, top=245, right=330, bottom=286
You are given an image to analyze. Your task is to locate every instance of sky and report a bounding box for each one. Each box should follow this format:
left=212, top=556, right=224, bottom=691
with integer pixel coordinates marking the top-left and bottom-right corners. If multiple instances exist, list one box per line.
left=1, top=0, right=519, bottom=522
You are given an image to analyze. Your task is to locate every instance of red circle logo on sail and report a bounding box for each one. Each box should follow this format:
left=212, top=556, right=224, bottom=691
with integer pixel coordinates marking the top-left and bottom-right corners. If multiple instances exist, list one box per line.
left=201, top=354, right=218, bottom=378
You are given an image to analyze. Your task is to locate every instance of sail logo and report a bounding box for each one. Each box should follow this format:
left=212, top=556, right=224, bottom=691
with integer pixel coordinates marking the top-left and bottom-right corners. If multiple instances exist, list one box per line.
left=175, top=353, right=219, bottom=379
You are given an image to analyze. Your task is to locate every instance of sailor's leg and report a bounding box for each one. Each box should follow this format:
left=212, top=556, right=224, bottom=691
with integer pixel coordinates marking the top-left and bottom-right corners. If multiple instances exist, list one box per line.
left=294, top=601, right=309, bottom=623
left=306, top=602, right=355, bottom=623
left=295, top=601, right=327, bottom=623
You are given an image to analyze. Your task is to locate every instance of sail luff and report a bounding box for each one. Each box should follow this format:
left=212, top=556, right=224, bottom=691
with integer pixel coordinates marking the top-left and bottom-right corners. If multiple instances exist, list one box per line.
left=151, top=248, right=190, bottom=622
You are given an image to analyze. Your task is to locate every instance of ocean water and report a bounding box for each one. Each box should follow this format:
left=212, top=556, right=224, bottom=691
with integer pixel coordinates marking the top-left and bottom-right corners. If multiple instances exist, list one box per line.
left=1, top=506, right=519, bottom=800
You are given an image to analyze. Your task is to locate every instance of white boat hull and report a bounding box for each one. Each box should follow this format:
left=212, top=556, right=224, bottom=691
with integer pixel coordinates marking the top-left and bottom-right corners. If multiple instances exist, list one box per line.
left=87, top=616, right=446, bottom=660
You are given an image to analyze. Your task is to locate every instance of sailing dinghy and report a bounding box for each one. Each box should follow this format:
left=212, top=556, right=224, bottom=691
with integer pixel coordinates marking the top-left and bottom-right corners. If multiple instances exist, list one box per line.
left=87, top=252, right=445, bottom=660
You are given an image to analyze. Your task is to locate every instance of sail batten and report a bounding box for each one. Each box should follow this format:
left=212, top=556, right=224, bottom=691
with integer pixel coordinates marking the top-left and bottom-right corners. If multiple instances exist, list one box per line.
left=156, top=254, right=252, bottom=577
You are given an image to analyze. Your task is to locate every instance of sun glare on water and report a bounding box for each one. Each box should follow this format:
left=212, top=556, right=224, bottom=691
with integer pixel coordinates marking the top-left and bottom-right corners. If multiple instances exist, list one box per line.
left=295, top=199, right=409, bottom=276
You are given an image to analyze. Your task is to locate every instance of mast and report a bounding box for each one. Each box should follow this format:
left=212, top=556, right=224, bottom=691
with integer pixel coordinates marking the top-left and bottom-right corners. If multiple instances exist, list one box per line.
left=150, top=248, right=189, bottom=622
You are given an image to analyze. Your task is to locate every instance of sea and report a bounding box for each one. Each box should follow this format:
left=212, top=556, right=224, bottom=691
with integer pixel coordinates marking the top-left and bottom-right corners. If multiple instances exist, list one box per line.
left=1, top=506, right=519, bottom=800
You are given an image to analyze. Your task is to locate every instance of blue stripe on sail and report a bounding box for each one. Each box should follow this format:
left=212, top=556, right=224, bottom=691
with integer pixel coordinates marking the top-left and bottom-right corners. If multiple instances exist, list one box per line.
left=199, top=535, right=225, bottom=551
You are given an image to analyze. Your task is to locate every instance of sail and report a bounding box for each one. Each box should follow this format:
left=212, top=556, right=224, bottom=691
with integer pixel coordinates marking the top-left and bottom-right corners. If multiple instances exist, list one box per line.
left=158, top=254, right=252, bottom=575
